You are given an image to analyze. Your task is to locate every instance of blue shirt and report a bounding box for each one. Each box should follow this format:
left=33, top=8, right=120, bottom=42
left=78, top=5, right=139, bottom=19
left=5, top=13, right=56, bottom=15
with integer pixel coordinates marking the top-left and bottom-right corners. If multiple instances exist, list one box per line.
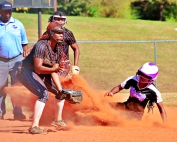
left=0, top=17, right=28, bottom=58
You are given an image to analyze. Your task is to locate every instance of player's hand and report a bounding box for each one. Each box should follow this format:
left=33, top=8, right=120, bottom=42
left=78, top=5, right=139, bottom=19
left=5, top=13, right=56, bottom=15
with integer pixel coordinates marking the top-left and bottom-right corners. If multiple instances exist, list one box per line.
left=23, top=46, right=33, bottom=58
left=104, top=92, right=114, bottom=97
left=54, top=67, right=65, bottom=73
left=23, top=49, right=30, bottom=58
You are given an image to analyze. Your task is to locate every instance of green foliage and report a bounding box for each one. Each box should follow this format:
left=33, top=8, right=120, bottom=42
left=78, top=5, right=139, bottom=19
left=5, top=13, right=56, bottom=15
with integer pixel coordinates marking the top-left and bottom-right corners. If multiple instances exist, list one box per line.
left=163, top=2, right=177, bottom=21
left=99, top=0, right=131, bottom=18
left=57, top=0, right=132, bottom=18
left=58, top=0, right=89, bottom=16
left=87, top=6, right=99, bottom=17
left=131, top=0, right=161, bottom=20
left=131, top=0, right=177, bottom=21
left=12, top=0, right=177, bottom=20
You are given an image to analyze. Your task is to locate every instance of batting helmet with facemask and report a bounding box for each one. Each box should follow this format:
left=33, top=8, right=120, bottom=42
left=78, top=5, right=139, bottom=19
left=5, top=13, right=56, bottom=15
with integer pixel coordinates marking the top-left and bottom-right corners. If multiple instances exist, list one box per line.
left=39, top=21, right=63, bottom=44
left=48, top=11, right=67, bottom=27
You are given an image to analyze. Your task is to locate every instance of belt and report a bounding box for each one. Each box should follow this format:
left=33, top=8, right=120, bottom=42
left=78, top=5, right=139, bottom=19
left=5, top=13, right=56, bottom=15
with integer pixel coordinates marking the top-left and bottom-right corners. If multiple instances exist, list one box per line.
left=0, top=54, right=22, bottom=62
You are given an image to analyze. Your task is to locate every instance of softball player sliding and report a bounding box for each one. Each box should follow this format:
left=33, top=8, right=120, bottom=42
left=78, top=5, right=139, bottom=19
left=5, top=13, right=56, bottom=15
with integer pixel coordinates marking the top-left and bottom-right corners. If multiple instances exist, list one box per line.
left=105, top=62, right=167, bottom=123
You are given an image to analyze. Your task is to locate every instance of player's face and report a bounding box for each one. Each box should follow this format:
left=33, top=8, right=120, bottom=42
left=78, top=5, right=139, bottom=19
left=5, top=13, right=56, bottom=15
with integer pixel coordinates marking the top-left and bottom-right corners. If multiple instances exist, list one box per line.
left=139, top=75, right=150, bottom=83
left=0, top=9, right=12, bottom=23
left=53, top=31, right=63, bottom=43
left=138, top=71, right=152, bottom=83
left=53, top=17, right=65, bottom=25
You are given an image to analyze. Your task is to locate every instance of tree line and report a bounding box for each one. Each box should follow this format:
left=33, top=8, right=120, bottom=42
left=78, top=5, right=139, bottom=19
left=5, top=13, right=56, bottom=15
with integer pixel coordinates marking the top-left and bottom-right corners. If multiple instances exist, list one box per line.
left=15, top=0, right=177, bottom=21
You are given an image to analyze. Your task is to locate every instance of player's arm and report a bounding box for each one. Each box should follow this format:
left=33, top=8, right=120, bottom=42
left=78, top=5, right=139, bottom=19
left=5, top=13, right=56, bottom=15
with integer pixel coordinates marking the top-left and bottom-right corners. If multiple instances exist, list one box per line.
left=22, top=44, right=29, bottom=57
left=70, top=43, right=80, bottom=66
left=105, top=84, right=124, bottom=97
left=156, top=102, right=167, bottom=124
left=51, top=64, right=62, bottom=91
left=34, top=58, right=62, bottom=74
left=70, top=43, right=80, bottom=74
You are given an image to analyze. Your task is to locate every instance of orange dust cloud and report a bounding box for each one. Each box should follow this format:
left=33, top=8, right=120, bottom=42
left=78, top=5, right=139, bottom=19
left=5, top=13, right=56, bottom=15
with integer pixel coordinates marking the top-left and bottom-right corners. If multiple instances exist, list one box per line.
left=3, top=75, right=177, bottom=128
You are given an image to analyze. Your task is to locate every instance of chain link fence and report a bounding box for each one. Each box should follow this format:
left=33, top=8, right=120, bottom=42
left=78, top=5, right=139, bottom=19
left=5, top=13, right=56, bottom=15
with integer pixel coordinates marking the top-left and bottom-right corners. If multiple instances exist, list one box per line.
left=29, top=40, right=177, bottom=92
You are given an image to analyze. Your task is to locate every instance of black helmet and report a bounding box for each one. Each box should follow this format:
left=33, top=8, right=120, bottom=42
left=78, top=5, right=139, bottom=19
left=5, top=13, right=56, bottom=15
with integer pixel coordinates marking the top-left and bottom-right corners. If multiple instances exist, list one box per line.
left=48, top=11, right=67, bottom=27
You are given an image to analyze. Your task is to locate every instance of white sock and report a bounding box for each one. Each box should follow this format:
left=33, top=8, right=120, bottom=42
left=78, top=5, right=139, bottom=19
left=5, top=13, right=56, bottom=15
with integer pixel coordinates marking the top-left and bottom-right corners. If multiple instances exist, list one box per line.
left=32, top=100, right=45, bottom=127
left=55, top=99, right=65, bottom=121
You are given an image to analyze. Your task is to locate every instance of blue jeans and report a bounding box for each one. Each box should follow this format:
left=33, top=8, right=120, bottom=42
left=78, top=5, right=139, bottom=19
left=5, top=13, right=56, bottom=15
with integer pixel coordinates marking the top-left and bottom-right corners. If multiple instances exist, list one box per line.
left=0, top=55, right=24, bottom=116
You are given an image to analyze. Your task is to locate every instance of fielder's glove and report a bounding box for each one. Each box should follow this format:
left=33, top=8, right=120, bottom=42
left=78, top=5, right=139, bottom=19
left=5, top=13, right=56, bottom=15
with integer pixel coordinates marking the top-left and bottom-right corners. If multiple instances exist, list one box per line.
left=72, top=66, right=80, bottom=75
left=55, top=88, right=83, bottom=104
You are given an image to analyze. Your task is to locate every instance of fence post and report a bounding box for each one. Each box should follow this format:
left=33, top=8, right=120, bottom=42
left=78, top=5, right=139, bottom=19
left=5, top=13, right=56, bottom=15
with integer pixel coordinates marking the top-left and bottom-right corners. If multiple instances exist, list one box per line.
left=38, top=8, right=42, bottom=40
left=154, top=41, right=157, bottom=87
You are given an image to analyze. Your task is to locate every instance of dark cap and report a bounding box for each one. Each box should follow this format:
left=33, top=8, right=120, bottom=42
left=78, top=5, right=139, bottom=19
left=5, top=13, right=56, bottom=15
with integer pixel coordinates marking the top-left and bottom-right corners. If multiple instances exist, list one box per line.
left=0, top=1, right=12, bottom=10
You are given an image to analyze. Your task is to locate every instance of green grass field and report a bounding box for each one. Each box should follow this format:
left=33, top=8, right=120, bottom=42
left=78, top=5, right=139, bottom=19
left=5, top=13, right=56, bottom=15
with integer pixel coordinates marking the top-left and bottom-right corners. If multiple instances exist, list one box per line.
left=6, top=13, right=177, bottom=109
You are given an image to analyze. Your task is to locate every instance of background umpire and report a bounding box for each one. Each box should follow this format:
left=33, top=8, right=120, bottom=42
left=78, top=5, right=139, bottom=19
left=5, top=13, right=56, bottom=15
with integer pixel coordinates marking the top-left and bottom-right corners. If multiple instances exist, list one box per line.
left=0, top=1, right=29, bottom=120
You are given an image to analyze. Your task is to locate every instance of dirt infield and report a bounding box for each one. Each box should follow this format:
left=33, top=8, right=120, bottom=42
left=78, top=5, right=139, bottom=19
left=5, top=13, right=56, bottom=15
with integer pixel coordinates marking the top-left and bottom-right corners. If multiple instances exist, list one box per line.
left=1, top=109, right=177, bottom=142
left=2, top=75, right=177, bottom=142
left=1, top=115, right=177, bottom=142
